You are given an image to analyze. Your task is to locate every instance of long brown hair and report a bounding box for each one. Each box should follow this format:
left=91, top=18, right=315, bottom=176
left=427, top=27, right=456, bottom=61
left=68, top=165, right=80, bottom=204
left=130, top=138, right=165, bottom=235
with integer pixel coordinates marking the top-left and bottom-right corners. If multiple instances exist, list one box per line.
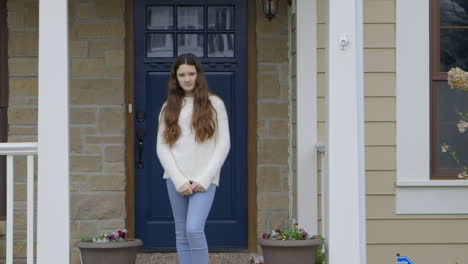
left=162, top=53, right=217, bottom=145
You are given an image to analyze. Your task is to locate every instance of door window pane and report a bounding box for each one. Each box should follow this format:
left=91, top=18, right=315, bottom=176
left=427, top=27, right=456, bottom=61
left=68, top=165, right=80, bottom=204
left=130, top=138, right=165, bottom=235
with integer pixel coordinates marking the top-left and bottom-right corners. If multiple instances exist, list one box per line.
left=208, top=6, right=234, bottom=30
left=440, top=29, right=468, bottom=72
left=147, top=34, right=173, bottom=57
left=440, top=0, right=468, bottom=26
left=208, top=34, right=234, bottom=57
left=147, top=6, right=173, bottom=30
left=177, top=6, right=204, bottom=30
left=178, top=34, right=204, bottom=57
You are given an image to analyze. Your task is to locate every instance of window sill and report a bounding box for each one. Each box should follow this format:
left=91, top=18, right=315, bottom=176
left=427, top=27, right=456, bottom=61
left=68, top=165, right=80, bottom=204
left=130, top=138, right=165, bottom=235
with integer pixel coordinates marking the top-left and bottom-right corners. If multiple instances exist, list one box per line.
left=396, top=180, right=468, bottom=214
left=396, top=179, right=468, bottom=187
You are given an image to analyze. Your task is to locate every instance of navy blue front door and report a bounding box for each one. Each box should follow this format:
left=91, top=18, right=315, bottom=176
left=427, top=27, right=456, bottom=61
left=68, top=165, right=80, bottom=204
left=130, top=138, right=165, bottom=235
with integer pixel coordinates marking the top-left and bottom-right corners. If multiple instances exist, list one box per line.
left=134, top=0, right=248, bottom=249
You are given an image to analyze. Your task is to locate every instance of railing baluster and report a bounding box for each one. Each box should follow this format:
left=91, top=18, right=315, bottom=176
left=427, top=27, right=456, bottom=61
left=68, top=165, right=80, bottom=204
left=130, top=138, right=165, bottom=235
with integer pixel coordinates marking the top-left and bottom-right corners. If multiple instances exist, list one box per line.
left=27, top=155, right=34, bottom=264
left=6, top=155, right=13, bottom=264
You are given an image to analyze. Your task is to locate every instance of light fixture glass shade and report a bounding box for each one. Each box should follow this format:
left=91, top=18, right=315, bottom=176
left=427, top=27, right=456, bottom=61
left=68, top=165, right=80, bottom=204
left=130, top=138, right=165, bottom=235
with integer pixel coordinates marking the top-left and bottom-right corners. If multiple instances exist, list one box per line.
left=262, top=0, right=279, bottom=21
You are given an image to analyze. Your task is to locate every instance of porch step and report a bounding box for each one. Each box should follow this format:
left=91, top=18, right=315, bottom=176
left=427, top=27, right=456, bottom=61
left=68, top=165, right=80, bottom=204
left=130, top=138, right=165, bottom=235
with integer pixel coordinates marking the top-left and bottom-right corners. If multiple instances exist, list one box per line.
left=136, top=252, right=255, bottom=264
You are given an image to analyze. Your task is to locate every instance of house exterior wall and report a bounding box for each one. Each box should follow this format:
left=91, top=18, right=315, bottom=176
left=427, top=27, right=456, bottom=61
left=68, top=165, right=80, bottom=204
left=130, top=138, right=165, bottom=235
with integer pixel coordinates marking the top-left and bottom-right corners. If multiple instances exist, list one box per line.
left=361, top=0, right=468, bottom=263
left=5, top=0, right=292, bottom=261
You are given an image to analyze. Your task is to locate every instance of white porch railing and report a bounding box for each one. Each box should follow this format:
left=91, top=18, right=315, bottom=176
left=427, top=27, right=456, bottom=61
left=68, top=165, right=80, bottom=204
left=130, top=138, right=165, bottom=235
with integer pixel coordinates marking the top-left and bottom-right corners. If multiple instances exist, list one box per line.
left=0, top=142, right=38, bottom=264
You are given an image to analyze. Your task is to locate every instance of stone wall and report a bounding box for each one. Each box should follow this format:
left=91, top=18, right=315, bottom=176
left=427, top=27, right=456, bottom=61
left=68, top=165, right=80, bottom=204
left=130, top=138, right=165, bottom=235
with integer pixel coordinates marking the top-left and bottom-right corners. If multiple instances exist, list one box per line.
left=255, top=0, right=290, bottom=253
left=7, top=0, right=126, bottom=263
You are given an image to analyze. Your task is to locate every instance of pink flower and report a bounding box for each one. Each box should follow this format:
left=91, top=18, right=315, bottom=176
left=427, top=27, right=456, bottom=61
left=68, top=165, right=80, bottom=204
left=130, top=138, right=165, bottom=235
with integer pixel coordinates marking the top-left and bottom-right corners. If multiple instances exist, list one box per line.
left=118, top=230, right=127, bottom=239
left=262, top=233, right=270, bottom=239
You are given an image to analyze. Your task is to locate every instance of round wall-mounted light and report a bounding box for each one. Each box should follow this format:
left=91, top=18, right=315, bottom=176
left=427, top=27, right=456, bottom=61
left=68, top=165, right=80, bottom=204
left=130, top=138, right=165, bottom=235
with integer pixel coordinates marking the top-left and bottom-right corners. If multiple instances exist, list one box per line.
left=263, top=0, right=280, bottom=22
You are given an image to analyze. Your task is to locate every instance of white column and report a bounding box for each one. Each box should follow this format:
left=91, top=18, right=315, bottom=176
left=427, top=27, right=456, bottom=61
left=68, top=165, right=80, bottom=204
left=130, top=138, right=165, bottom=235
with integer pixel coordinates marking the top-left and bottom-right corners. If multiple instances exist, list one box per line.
left=37, top=0, right=70, bottom=263
left=296, top=0, right=317, bottom=235
left=326, top=0, right=366, bottom=263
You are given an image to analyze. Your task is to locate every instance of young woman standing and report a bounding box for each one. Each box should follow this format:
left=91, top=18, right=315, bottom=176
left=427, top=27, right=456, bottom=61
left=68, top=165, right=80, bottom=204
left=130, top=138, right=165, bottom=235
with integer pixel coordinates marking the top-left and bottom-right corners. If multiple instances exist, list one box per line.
left=156, top=53, right=230, bottom=264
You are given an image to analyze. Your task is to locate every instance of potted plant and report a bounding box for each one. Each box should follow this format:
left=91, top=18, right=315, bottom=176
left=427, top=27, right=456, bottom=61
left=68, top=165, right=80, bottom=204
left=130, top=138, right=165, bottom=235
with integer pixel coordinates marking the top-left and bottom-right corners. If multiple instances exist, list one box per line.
left=258, top=222, right=325, bottom=264
left=76, top=229, right=143, bottom=264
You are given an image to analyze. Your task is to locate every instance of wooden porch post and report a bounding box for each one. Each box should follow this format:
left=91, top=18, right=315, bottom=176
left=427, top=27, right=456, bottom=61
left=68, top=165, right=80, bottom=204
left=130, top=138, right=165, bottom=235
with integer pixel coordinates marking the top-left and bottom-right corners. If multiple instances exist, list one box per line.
left=37, top=0, right=70, bottom=263
left=326, top=0, right=366, bottom=263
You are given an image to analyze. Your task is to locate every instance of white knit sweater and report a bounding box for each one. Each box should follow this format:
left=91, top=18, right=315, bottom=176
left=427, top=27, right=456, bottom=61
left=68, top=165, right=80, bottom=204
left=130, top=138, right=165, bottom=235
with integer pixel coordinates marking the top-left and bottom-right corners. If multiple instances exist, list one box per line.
left=156, top=95, right=231, bottom=191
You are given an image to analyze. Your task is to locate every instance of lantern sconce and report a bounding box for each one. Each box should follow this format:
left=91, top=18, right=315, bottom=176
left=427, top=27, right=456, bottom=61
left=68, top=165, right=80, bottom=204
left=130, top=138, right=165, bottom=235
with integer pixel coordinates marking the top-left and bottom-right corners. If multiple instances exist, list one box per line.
left=263, top=0, right=279, bottom=22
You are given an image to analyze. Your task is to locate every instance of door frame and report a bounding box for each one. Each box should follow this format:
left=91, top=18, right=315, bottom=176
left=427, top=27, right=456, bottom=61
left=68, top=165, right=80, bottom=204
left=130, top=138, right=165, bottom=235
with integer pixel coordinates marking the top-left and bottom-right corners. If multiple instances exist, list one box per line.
left=124, top=0, right=258, bottom=252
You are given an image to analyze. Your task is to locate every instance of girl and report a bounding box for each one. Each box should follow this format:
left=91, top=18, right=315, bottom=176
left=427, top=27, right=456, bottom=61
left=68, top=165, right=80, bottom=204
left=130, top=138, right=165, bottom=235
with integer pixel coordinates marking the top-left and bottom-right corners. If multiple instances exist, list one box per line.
left=156, top=53, right=230, bottom=264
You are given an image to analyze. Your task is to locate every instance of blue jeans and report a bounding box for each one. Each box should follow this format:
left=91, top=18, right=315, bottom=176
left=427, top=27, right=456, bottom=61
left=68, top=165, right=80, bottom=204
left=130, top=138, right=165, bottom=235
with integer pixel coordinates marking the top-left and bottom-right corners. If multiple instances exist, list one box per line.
left=166, top=179, right=216, bottom=264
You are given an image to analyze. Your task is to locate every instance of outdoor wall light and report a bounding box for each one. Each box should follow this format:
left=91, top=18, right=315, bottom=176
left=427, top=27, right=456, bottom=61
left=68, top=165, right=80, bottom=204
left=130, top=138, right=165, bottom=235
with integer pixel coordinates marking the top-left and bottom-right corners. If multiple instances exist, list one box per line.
left=263, top=0, right=279, bottom=21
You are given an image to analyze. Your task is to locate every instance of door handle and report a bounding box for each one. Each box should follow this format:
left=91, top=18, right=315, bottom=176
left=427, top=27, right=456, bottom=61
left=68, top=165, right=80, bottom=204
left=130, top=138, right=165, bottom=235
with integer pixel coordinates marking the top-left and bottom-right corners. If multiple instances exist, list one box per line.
left=136, top=128, right=145, bottom=168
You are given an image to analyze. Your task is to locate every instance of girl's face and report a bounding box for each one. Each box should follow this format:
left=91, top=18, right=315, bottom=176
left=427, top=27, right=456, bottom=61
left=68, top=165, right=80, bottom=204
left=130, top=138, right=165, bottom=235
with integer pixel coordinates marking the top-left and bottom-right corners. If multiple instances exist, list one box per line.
left=176, top=64, right=197, bottom=96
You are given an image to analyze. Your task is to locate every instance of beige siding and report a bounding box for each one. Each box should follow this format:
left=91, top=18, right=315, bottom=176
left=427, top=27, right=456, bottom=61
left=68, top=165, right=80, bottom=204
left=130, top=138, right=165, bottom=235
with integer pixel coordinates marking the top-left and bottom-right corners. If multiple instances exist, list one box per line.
left=361, top=0, right=468, bottom=262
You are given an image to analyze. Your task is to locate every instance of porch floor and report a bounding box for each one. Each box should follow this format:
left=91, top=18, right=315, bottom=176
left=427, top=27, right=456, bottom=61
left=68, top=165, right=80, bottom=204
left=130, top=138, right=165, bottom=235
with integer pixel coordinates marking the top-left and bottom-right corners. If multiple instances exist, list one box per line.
left=136, top=252, right=254, bottom=264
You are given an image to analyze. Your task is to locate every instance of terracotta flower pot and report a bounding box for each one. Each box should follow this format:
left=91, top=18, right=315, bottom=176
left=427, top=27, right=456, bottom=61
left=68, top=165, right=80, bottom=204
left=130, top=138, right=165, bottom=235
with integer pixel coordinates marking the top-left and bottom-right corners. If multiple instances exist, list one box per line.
left=257, top=238, right=323, bottom=264
left=76, top=239, right=143, bottom=264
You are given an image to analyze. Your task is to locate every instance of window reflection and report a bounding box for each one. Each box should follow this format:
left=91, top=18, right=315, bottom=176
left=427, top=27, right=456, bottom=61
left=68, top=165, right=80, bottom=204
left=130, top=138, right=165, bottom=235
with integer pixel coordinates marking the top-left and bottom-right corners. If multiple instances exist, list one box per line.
left=208, top=7, right=234, bottom=30
left=178, top=34, right=204, bottom=57
left=147, top=6, right=173, bottom=30
left=177, top=7, right=204, bottom=30
left=147, top=34, right=173, bottom=57
left=208, top=34, right=234, bottom=57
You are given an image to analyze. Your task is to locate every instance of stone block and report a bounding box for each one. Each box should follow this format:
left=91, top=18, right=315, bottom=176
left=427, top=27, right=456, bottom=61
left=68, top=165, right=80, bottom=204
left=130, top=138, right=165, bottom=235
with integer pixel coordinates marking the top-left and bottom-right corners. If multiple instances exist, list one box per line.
left=77, top=23, right=125, bottom=39
left=70, top=155, right=101, bottom=172
left=98, top=108, right=124, bottom=134
left=8, top=108, right=38, bottom=125
left=86, top=136, right=124, bottom=145
left=89, top=174, right=125, bottom=191
left=84, top=145, right=102, bottom=154
left=9, top=79, right=38, bottom=97
left=258, top=193, right=289, bottom=210
left=257, top=120, right=266, bottom=137
left=9, top=58, right=38, bottom=77
left=71, top=220, right=99, bottom=238
left=70, top=40, right=88, bottom=57
left=269, top=212, right=289, bottom=230
left=105, top=50, right=124, bottom=67
left=89, top=39, right=124, bottom=57
left=8, top=31, right=38, bottom=56
left=71, top=58, right=105, bottom=77
left=70, top=79, right=124, bottom=105
left=257, top=166, right=281, bottom=192
left=268, top=120, right=288, bottom=137
left=258, top=139, right=289, bottom=164
left=7, top=2, right=24, bottom=12
left=256, top=0, right=288, bottom=35
left=70, top=107, right=97, bottom=125
left=24, top=2, right=38, bottom=28
left=71, top=192, right=125, bottom=219
left=103, top=162, right=125, bottom=172
left=71, top=174, right=88, bottom=192
left=258, top=73, right=280, bottom=98
left=96, top=0, right=125, bottom=19
left=258, top=102, right=288, bottom=119
left=104, top=145, right=125, bottom=162
left=7, top=11, right=24, bottom=29
left=99, top=219, right=126, bottom=231
left=257, top=37, right=288, bottom=63
left=77, top=2, right=96, bottom=20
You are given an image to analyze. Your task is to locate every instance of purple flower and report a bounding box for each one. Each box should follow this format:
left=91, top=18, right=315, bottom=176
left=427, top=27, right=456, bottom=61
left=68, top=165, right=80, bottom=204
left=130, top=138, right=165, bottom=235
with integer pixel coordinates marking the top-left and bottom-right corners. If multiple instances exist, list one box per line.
left=302, top=232, right=308, bottom=239
left=118, top=230, right=127, bottom=239
left=262, top=233, right=270, bottom=239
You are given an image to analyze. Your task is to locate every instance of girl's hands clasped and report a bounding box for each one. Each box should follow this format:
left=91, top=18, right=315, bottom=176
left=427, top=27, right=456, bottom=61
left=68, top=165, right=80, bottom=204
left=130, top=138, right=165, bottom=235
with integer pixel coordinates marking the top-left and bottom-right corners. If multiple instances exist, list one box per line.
left=190, top=181, right=205, bottom=193
left=177, top=181, right=206, bottom=196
